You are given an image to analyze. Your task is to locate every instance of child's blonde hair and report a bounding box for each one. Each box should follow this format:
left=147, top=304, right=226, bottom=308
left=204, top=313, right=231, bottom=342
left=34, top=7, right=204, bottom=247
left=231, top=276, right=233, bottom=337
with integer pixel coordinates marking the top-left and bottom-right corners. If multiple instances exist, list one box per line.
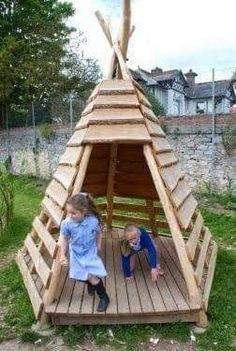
left=121, top=223, right=139, bottom=256
left=67, top=193, right=102, bottom=224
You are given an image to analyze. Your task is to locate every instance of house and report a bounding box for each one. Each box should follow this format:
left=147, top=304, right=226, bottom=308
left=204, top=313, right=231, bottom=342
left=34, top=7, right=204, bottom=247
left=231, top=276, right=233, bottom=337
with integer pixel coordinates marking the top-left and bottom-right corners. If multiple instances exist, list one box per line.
left=131, top=67, right=236, bottom=116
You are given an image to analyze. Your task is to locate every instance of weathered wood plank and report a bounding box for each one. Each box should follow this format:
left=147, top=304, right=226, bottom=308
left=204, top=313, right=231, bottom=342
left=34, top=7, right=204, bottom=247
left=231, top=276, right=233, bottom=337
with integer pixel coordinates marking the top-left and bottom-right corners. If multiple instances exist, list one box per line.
left=186, top=213, right=204, bottom=261
left=88, top=108, right=144, bottom=124
left=42, top=197, right=64, bottom=228
left=145, top=119, right=166, bottom=137
left=16, top=250, right=43, bottom=318
left=155, top=152, right=178, bottom=168
left=46, top=180, right=68, bottom=209
left=111, top=214, right=169, bottom=229
left=56, top=276, right=75, bottom=314
left=53, top=165, right=77, bottom=191
left=25, top=235, right=51, bottom=288
left=72, top=145, right=93, bottom=195
left=136, top=89, right=152, bottom=108
left=195, top=228, right=212, bottom=286
left=93, top=94, right=139, bottom=109
left=67, top=129, right=87, bottom=147
left=113, top=239, right=130, bottom=314
left=59, top=147, right=83, bottom=167
left=82, top=183, right=107, bottom=197
left=171, top=179, right=192, bottom=209
left=114, top=183, right=158, bottom=200
left=152, top=136, right=172, bottom=154
left=138, top=251, right=166, bottom=312
left=87, top=83, right=101, bottom=102
left=32, top=217, right=57, bottom=258
left=83, top=124, right=151, bottom=143
left=106, top=144, right=118, bottom=228
left=203, top=241, right=218, bottom=311
left=98, top=80, right=135, bottom=94
left=68, top=282, right=85, bottom=314
left=83, top=173, right=107, bottom=185
left=113, top=202, right=164, bottom=216
left=81, top=101, right=94, bottom=116
left=140, top=105, right=158, bottom=121
left=160, top=163, right=183, bottom=192
left=105, top=239, right=118, bottom=314
left=177, top=194, right=198, bottom=230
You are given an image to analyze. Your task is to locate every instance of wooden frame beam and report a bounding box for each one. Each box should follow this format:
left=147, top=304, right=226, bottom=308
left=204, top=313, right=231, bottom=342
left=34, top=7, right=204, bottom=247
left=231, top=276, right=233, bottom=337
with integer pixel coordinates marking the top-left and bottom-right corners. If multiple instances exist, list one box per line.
left=106, top=144, right=118, bottom=228
left=143, top=145, right=201, bottom=305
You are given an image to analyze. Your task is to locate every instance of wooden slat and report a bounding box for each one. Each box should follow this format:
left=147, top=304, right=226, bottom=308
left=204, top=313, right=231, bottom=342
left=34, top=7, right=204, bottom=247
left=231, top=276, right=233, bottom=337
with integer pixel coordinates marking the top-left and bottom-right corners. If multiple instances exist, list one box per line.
left=88, top=108, right=144, bottom=124
left=177, top=194, right=198, bottom=230
left=140, top=104, right=158, bottom=121
left=67, top=129, right=87, bottom=147
left=59, top=147, right=83, bottom=166
left=160, top=163, right=183, bottom=192
left=117, top=159, right=149, bottom=174
left=105, top=239, right=117, bottom=314
left=152, top=136, right=172, bottom=154
left=113, top=202, right=165, bottom=216
left=186, top=213, right=204, bottom=261
left=72, top=145, right=93, bottom=195
left=82, top=183, right=107, bottom=197
left=114, top=183, right=158, bottom=200
left=46, top=180, right=68, bottom=208
left=145, top=119, right=165, bottom=137
left=106, top=144, right=118, bottom=228
left=83, top=173, right=107, bottom=185
left=87, top=158, right=109, bottom=174
left=203, top=241, right=218, bottom=311
left=98, top=79, right=135, bottom=94
left=56, top=276, right=75, bottom=314
left=16, top=250, right=43, bottom=318
left=93, top=94, right=139, bottom=109
left=68, top=281, right=85, bottom=314
left=195, top=228, right=212, bottom=285
left=53, top=165, right=77, bottom=191
left=155, top=152, right=178, bottom=168
left=115, top=173, right=155, bottom=187
left=96, top=203, right=107, bottom=211
left=33, top=217, right=57, bottom=258
left=171, top=179, right=192, bottom=209
left=83, top=124, right=151, bottom=144
left=87, top=83, right=101, bottom=102
left=81, top=100, right=94, bottom=116
left=136, top=89, right=152, bottom=108
left=111, top=214, right=169, bottom=229
left=25, top=235, right=51, bottom=288
left=75, top=114, right=91, bottom=130
left=138, top=252, right=166, bottom=312
left=42, top=197, right=64, bottom=227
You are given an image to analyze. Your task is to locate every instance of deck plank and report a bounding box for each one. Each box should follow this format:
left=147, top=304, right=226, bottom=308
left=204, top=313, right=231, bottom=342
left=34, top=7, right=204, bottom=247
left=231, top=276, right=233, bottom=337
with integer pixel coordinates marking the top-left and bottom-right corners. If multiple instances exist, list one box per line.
left=68, top=281, right=85, bottom=314
left=56, top=277, right=75, bottom=314
left=105, top=238, right=118, bottom=314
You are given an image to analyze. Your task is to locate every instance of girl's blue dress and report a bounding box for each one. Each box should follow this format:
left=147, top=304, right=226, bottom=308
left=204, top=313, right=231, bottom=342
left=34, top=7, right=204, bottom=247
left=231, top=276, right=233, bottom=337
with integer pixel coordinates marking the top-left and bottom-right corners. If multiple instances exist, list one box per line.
left=60, top=215, right=107, bottom=281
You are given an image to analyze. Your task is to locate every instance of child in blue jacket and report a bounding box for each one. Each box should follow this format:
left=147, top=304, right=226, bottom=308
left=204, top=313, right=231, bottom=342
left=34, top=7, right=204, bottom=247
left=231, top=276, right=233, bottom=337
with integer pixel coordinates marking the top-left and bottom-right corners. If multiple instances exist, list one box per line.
left=121, top=224, right=163, bottom=282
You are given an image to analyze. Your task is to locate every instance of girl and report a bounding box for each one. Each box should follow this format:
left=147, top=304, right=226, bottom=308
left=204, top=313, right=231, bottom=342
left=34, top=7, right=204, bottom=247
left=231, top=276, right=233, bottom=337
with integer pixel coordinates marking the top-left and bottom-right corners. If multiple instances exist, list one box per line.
left=60, top=193, right=110, bottom=312
left=121, top=224, right=164, bottom=282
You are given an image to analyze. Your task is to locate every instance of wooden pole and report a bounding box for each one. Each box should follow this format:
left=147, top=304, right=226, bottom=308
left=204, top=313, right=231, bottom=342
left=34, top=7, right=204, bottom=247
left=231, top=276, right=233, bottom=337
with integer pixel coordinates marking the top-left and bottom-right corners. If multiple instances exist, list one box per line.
left=120, top=0, right=131, bottom=59
left=143, top=145, right=201, bottom=305
left=72, top=145, right=93, bottom=195
left=106, top=144, right=118, bottom=228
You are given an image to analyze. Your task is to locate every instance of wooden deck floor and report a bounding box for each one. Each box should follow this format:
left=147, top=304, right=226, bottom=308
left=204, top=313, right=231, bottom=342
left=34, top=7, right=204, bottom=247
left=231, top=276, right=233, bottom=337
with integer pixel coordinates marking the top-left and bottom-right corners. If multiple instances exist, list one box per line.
left=46, top=229, right=201, bottom=325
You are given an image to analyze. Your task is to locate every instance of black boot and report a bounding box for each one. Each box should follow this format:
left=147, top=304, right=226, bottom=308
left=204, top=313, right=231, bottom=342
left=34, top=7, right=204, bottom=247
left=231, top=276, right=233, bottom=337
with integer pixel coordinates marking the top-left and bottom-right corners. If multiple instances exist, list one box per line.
left=94, top=279, right=110, bottom=312
left=87, top=281, right=96, bottom=296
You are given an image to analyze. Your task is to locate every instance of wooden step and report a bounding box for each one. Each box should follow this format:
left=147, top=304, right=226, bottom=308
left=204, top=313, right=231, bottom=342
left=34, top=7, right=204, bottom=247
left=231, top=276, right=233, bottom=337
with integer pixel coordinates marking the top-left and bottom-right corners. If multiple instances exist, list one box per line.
left=145, top=119, right=166, bottom=137
left=53, top=165, right=77, bottom=191
left=177, top=195, right=198, bottom=230
left=160, top=163, right=183, bottom=192
left=32, top=217, right=58, bottom=258
left=155, top=152, right=178, bottom=168
left=152, top=136, right=172, bottom=154
left=42, top=197, right=64, bottom=227
left=46, top=179, right=68, bottom=208
left=88, top=108, right=144, bottom=124
left=98, top=80, right=135, bottom=95
left=93, top=94, right=140, bottom=109
left=67, top=130, right=87, bottom=147
left=186, top=213, right=204, bottom=261
left=171, top=179, right=192, bottom=209
left=59, top=147, right=83, bottom=167
left=195, top=228, right=212, bottom=285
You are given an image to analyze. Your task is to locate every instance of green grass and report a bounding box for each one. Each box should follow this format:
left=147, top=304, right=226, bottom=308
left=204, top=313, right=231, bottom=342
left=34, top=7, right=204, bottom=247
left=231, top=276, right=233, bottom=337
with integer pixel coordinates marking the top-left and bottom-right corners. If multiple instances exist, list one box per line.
left=0, top=176, right=235, bottom=350
left=0, top=176, right=45, bottom=254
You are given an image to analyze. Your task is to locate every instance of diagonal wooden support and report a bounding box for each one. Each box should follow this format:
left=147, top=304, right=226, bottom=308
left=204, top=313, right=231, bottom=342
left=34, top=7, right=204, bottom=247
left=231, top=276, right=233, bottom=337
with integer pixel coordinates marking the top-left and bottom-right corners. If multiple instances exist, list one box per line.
left=106, top=144, right=118, bottom=228
left=143, top=145, right=201, bottom=306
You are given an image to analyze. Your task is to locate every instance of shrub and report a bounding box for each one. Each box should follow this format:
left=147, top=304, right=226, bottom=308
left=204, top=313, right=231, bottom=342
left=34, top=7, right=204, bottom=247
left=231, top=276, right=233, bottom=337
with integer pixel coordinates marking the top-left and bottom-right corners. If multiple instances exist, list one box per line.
left=222, top=126, right=236, bottom=156
left=0, top=165, right=14, bottom=235
left=39, top=123, right=55, bottom=140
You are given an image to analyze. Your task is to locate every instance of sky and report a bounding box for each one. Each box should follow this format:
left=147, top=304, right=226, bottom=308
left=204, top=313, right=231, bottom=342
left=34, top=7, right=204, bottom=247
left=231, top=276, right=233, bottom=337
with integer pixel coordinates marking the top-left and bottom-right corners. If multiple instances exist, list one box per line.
left=68, top=0, right=236, bottom=82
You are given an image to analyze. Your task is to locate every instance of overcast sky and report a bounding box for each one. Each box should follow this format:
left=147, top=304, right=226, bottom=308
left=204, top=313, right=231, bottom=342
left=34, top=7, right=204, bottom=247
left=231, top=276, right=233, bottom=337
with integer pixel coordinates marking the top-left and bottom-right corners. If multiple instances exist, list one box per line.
left=69, top=0, right=236, bottom=82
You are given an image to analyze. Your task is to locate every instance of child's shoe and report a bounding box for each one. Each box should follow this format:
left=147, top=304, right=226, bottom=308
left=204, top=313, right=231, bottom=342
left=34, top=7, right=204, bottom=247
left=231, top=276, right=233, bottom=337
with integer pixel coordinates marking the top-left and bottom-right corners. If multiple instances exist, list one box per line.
left=87, top=281, right=96, bottom=296
left=97, top=293, right=110, bottom=312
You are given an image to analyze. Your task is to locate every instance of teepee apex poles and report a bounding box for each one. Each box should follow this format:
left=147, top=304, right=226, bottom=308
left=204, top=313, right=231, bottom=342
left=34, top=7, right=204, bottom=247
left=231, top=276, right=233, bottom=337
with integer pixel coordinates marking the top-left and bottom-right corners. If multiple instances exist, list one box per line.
left=120, top=0, right=131, bottom=60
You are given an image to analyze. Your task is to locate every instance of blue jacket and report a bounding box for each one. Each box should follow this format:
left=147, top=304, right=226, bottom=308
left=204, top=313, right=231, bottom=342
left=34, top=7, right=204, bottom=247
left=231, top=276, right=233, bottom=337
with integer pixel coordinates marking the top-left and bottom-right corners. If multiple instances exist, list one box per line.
left=121, top=227, right=159, bottom=277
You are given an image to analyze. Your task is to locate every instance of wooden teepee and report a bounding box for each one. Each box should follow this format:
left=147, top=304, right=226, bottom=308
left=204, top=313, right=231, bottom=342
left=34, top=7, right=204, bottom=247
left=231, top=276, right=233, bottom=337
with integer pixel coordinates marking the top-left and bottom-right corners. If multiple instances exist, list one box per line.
left=16, top=0, right=217, bottom=327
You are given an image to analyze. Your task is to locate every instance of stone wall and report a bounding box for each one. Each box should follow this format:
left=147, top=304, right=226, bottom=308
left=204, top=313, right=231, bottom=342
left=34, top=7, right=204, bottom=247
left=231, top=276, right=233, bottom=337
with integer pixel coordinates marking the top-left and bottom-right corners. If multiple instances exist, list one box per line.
left=0, top=114, right=235, bottom=193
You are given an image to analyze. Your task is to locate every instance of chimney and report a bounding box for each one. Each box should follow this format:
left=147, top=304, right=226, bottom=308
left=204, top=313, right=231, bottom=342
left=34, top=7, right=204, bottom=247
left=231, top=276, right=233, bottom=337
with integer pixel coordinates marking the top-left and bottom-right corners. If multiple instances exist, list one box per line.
left=185, top=69, right=198, bottom=88
left=151, top=66, right=163, bottom=74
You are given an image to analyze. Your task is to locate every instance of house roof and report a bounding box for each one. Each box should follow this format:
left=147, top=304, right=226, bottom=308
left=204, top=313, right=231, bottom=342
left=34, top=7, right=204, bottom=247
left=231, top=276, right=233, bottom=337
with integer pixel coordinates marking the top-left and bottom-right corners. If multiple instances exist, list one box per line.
left=187, top=80, right=232, bottom=99
left=131, top=68, right=188, bottom=87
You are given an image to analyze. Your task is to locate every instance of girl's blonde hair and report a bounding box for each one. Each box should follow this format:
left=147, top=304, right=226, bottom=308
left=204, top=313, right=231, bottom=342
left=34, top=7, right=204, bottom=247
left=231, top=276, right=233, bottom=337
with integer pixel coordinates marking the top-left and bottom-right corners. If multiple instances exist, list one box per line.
left=121, top=223, right=139, bottom=256
left=66, top=193, right=102, bottom=224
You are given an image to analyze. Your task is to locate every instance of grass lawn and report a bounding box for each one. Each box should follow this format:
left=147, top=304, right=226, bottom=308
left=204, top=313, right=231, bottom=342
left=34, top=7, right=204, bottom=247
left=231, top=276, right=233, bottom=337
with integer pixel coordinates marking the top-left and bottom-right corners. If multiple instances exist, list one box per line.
left=0, top=176, right=235, bottom=350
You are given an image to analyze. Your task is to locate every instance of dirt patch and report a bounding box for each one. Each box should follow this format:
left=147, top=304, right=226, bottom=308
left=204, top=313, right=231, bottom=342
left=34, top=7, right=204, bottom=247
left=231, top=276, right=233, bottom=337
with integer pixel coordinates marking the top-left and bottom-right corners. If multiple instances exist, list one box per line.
left=0, top=249, right=17, bottom=271
left=0, top=337, right=196, bottom=351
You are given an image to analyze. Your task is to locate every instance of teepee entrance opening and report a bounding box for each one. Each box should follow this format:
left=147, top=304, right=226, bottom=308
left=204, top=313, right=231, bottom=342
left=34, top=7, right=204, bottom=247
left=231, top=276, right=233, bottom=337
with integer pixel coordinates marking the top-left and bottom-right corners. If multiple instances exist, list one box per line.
left=16, top=0, right=217, bottom=328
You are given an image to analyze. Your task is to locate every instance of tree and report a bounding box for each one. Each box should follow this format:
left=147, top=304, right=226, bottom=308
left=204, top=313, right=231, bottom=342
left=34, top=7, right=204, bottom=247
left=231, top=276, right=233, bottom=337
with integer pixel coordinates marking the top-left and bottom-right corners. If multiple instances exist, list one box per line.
left=142, top=85, right=166, bottom=116
left=0, top=0, right=75, bottom=127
